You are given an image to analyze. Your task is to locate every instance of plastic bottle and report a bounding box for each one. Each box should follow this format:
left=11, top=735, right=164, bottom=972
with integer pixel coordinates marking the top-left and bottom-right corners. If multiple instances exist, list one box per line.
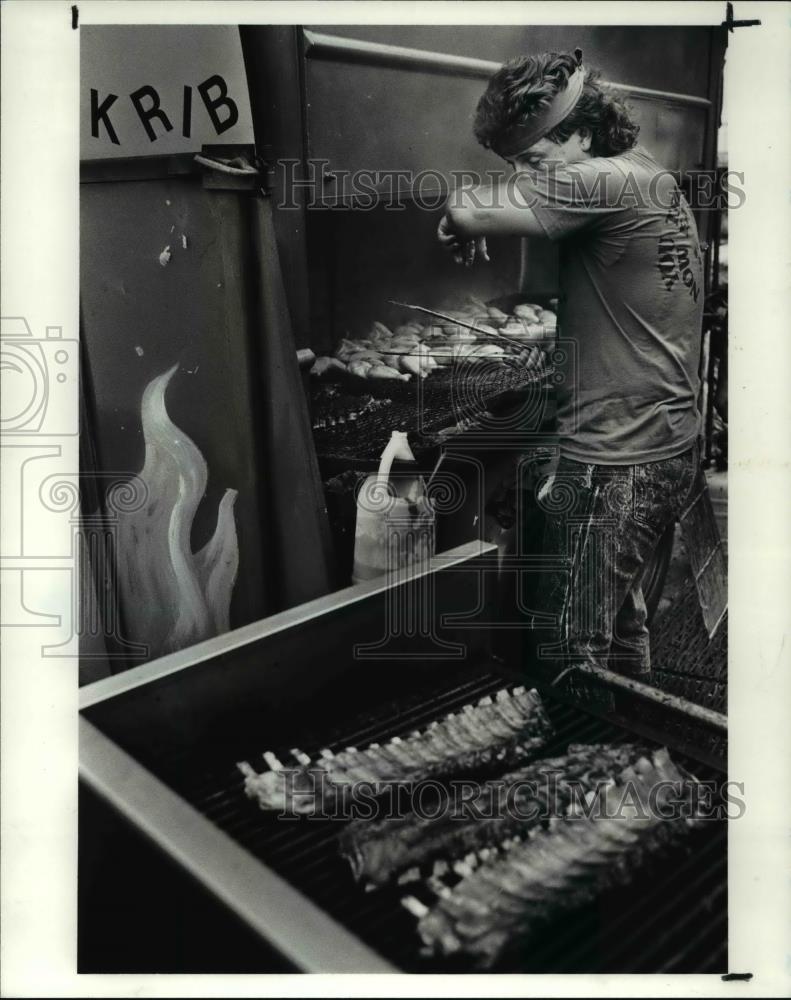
left=351, top=431, right=435, bottom=584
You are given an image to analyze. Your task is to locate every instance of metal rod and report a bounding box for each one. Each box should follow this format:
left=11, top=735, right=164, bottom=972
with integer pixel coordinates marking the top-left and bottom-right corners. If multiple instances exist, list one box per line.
left=369, top=350, right=555, bottom=379
left=608, top=80, right=711, bottom=111
left=388, top=299, right=530, bottom=350
left=303, top=29, right=502, bottom=79
left=567, top=663, right=728, bottom=732
left=372, top=349, right=548, bottom=360
left=373, top=348, right=488, bottom=354
left=302, top=30, right=712, bottom=109
left=426, top=449, right=447, bottom=491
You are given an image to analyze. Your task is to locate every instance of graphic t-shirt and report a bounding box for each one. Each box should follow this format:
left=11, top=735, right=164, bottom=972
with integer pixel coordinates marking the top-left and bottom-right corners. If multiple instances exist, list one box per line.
left=515, top=146, right=704, bottom=464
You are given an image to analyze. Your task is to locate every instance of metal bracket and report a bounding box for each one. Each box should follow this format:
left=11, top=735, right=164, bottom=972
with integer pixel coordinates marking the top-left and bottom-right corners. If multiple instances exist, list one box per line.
left=197, top=143, right=267, bottom=194
left=721, top=2, right=761, bottom=32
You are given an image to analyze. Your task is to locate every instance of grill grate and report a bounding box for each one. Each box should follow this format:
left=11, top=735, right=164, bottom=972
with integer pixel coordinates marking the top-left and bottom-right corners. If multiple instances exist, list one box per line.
left=652, top=577, right=727, bottom=684
left=147, top=670, right=726, bottom=973
left=312, top=365, right=552, bottom=462
left=651, top=575, right=728, bottom=723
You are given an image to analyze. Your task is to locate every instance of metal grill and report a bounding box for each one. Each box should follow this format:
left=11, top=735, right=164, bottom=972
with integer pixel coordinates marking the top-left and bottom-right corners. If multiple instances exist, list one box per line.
left=651, top=576, right=728, bottom=715
left=311, top=364, right=552, bottom=462
left=147, top=669, right=727, bottom=974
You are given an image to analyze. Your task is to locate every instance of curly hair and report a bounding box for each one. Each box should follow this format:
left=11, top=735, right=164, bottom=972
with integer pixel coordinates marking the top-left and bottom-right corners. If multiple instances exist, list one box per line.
left=474, top=51, right=640, bottom=157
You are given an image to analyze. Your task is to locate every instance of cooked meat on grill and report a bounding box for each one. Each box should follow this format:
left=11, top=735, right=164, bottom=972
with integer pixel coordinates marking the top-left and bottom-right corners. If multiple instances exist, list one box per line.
left=366, top=364, right=412, bottom=381
left=398, top=354, right=429, bottom=379
left=406, top=748, right=701, bottom=968
left=310, top=356, right=347, bottom=378
left=486, top=306, right=509, bottom=327
left=319, top=304, right=557, bottom=392
left=513, top=304, right=540, bottom=323
left=339, top=742, right=650, bottom=888
left=239, top=687, right=553, bottom=815
left=348, top=360, right=373, bottom=378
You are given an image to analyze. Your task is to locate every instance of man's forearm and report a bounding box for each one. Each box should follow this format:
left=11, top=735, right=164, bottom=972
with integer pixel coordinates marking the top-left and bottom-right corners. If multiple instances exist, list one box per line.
left=445, top=185, right=497, bottom=239
left=445, top=181, right=546, bottom=240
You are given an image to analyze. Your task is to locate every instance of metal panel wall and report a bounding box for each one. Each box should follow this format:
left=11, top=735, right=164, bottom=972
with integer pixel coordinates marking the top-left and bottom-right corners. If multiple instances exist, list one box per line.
left=80, top=176, right=269, bottom=644
left=307, top=25, right=713, bottom=99
left=306, top=206, right=524, bottom=348
left=303, top=56, right=508, bottom=191
left=304, top=24, right=714, bottom=177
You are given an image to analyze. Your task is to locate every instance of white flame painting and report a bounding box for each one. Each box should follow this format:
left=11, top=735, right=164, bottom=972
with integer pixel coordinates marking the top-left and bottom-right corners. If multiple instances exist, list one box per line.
left=114, top=364, right=239, bottom=661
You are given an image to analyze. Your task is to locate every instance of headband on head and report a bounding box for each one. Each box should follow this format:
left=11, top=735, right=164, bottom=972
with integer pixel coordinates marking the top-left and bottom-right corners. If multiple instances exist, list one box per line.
left=492, top=57, right=586, bottom=160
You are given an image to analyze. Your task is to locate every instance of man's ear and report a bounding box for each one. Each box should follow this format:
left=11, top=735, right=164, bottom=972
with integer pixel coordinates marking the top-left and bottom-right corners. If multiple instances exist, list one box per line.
left=578, top=128, right=592, bottom=152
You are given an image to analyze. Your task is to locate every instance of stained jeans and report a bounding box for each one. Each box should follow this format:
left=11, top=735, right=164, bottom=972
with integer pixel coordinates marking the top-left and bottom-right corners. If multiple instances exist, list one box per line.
left=527, top=443, right=700, bottom=679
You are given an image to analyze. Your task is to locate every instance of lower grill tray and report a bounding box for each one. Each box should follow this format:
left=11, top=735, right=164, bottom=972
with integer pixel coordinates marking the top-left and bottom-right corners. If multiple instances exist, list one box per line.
left=146, top=668, right=727, bottom=974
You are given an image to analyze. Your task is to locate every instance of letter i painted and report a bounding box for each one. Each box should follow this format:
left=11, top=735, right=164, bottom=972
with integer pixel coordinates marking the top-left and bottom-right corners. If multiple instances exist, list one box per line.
left=183, top=85, right=192, bottom=138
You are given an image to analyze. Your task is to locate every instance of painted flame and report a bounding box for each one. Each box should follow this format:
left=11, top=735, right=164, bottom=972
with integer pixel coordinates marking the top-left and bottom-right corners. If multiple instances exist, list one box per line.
left=115, top=364, right=239, bottom=660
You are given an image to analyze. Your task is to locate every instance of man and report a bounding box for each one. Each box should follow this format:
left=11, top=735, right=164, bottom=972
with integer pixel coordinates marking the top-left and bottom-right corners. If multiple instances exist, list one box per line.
left=438, top=50, right=705, bottom=681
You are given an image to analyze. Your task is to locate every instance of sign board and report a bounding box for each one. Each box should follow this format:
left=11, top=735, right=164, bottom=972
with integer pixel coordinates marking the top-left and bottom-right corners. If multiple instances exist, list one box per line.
left=81, top=26, right=255, bottom=160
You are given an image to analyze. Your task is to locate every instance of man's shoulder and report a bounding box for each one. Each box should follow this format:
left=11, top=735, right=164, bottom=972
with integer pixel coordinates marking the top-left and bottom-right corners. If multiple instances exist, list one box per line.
left=513, top=146, right=674, bottom=239
left=564, top=147, right=673, bottom=211
left=571, top=146, right=665, bottom=182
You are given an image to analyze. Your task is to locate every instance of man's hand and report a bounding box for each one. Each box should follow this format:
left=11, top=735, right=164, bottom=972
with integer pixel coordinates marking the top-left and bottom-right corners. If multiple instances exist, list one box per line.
left=437, top=214, right=490, bottom=267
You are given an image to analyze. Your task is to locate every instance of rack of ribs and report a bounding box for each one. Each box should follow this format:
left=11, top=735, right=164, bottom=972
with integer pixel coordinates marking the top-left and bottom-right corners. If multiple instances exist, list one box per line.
left=403, top=747, right=703, bottom=968
left=238, top=687, right=553, bottom=816
left=339, top=742, right=651, bottom=888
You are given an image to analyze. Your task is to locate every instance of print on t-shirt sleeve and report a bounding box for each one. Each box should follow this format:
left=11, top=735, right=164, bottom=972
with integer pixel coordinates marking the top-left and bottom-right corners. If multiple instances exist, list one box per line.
left=656, top=189, right=703, bottom=302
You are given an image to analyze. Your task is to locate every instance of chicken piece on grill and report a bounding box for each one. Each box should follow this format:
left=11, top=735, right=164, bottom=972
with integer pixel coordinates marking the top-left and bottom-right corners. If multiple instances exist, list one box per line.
left=371, top=321, right=394, bottom=340
left=512, top=304, right=540, bottom=323
left=310, top=356, right=347, bottom=378
left=407, top=748, right=702, bottom=968
left=348, top=360, right=373, bottom=379
left=339, top=742, right=650, bottom=888
left=408, top=343, right=439, bottom=372
left=486, top=306, right=509, bottom=327
left=346, top=350, right=384, bottom=364
left=394, top=323, right=424, bottom=339
left=367, top=364, right=411, bottom=381
left=334, top=338, right=366, bottom=362
left=397, top=355, right=428, bottom=379
left=239, top=687, right=553, bottom=816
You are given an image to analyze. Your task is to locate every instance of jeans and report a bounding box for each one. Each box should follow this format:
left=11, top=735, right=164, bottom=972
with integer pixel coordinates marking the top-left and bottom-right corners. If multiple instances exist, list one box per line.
left=527, top=442, right=700, bottom=679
